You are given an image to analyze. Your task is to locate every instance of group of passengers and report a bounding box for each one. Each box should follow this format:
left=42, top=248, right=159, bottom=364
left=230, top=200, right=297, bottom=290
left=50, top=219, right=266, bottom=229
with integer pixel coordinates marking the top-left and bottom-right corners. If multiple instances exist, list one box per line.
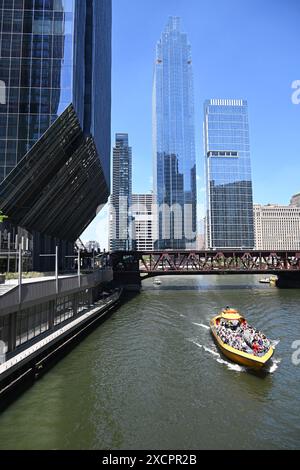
left=216, top=318, right=271, bottom=356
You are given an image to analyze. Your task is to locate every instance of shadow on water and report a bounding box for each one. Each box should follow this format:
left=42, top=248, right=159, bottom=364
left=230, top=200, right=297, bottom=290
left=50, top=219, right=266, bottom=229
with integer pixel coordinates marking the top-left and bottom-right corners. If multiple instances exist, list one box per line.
left=145, top=285, right=266, bottom=291
left=246, top=368, right=270, bottom=379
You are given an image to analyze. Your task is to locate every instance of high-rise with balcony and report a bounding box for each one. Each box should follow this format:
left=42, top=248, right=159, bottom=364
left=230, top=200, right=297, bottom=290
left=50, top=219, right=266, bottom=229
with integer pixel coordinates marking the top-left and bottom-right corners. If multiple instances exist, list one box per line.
left=0, top=0, right=112, bottom=270
left=204, top=99, right=254, bottom=249
left=109, top=133, right=133, bottom=251
left=153, top=17, right=197, bottom=249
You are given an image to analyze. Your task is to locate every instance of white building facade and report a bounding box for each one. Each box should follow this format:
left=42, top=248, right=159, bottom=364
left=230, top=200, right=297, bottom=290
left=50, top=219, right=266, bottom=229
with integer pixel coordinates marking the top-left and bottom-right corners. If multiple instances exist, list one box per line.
left=132, top=194, right=154, bottom=251
left=254, top=204, right=300, bottom=251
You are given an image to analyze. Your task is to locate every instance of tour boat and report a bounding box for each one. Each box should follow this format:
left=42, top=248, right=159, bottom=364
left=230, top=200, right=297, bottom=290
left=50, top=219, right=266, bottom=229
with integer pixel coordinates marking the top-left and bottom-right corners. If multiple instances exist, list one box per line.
left=259, top=276, right=277, bottom=285
left=259, top=278, right=270, bottom=284
left=210, top=308, right=274, bottom=369
left=153, top=278, right=162, bottom=286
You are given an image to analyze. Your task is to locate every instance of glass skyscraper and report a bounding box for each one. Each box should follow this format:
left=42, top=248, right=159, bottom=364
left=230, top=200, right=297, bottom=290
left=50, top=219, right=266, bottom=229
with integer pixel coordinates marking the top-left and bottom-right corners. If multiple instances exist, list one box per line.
left=153, top=17, right=197, bottom=249
left=204, top=99, right=254, bottom=249
left=0, top=0, right=112, bottom=270
left=109, top=133, right=133, bottom=251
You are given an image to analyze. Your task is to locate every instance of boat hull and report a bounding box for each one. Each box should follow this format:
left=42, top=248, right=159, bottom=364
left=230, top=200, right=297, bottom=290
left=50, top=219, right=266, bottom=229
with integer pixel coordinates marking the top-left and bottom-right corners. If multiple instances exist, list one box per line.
left=210, top=316, right=274, bottom=370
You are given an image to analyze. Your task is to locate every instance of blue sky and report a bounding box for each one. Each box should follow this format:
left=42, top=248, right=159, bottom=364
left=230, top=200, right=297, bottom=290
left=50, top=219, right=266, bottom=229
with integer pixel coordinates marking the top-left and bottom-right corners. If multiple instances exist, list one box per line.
left=82, top=0, right=300, bottom=246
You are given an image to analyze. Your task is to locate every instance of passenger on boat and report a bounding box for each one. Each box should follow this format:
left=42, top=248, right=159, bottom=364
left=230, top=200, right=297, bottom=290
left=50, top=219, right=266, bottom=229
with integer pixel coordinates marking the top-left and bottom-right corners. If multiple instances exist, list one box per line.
left=216, top=320, right=270, bottom=356
left=252, top=342, right=262, bottom=356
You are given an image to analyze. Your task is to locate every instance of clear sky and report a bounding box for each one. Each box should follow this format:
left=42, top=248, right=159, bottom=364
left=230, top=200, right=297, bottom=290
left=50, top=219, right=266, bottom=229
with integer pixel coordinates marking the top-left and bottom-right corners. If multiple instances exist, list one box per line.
left=82, top=0, right=300, bottom=248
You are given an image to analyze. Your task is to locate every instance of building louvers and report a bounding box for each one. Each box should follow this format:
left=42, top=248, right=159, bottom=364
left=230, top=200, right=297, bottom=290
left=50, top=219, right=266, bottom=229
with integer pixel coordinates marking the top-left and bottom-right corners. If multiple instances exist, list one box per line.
left=0, top=104, right=108, bottom=242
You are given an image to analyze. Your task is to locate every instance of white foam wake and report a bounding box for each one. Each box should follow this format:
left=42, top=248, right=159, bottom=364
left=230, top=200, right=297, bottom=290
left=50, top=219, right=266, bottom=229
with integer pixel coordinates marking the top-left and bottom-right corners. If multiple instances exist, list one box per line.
left=189, top=339, right=245, bottom=373
left=267, top=358, right=281, bottom=374
left=192, top=322, right=210, bottom=330
left=216, top=357, right=245, bottom=372
left=271, top=339, right=280, bottom=348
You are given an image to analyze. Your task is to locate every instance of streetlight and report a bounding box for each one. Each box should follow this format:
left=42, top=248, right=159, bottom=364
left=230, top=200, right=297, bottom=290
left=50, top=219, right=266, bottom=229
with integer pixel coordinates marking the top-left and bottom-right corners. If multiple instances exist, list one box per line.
left=40, top=246, right=59, bottom=294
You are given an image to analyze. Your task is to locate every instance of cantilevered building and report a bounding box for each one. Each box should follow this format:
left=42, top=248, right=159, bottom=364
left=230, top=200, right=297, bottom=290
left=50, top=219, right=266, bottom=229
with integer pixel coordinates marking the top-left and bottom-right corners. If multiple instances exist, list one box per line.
left=153, top=17, right=197, bottom=249
left=0, top=0, right=112, bottom=270
left=204, top=99, right=254, bottom=249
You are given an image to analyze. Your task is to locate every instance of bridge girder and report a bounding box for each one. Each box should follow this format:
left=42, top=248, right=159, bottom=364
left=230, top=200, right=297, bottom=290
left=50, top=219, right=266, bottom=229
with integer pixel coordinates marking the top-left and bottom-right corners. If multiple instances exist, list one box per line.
left=111, top=250, right=300, bottom=276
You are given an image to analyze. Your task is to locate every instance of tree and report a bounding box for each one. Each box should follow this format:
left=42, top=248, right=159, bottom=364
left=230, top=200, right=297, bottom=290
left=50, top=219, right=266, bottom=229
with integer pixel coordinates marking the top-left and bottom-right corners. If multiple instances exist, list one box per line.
left=0, top=211, right=8, bottom=223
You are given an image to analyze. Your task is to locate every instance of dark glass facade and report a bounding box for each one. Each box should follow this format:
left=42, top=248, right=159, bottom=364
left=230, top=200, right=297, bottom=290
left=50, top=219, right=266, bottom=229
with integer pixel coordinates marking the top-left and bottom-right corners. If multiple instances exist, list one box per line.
left=204, top=99, right=254, bottom=249
left=0, top=0, right=111, bottom=184
left=0, top=0, right=74, bottom=180
left=109, top=133, right=134, bottom=251
left=153, top=17, right=197, bottom=249
left=0, top=0, right=112, bottom=268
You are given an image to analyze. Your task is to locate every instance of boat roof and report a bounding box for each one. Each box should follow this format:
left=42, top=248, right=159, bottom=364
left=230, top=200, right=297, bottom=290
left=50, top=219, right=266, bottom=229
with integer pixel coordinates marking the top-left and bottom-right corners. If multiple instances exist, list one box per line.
left=220, top=308, right=244, bottom=320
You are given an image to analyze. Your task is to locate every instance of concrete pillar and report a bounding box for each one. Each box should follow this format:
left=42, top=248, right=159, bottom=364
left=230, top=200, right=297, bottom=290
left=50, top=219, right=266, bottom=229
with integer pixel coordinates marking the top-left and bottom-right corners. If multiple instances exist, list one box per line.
left=49, top=300, right=55, bottom=330
left=72, top=294, right=78, bottom=317
left=276, top=272, right=300, bottom=288
left=8, top=313, right=17, bottom=353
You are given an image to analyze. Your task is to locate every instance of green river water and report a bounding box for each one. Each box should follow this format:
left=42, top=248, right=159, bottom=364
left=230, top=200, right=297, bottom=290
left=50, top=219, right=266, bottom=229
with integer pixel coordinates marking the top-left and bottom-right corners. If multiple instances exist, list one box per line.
left=0, top=275, right=299, bottom=450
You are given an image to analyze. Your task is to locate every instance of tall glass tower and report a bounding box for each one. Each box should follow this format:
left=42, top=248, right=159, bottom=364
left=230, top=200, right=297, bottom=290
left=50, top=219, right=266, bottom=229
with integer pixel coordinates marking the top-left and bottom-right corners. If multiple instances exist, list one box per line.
left=153, top=17, right=197, bottom=249
left=204, top=99, right=254, bottom=249
left=109, top=133, right=133, bottom=251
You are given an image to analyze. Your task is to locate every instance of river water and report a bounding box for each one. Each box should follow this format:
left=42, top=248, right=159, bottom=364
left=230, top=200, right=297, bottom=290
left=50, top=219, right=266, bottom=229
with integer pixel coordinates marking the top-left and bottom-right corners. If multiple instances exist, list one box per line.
left=0, top=275, right=299, bottom=450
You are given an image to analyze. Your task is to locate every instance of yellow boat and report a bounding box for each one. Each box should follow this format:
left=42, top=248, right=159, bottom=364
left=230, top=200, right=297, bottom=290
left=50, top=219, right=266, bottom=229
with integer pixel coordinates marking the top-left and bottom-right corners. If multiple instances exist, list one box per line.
left=210, top=308, right=274, bottom=369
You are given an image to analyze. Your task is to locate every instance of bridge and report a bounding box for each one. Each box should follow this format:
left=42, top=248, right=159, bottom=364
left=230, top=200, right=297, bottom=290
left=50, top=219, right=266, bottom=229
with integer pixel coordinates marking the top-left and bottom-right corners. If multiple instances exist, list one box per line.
left=111, top=250, right=300, bottom=289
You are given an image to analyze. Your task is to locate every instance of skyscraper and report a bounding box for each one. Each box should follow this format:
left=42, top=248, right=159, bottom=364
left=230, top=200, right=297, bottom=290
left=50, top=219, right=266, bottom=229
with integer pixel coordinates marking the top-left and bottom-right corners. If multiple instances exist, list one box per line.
left=153, top=17, right=197, bottom=249
left=204, top=99, right=254, bottom=249
left=132, top=194, right=154, bottom=251
left=0, top=0, right=112, bottom=270
left=109, top=134, right=133, bottom=251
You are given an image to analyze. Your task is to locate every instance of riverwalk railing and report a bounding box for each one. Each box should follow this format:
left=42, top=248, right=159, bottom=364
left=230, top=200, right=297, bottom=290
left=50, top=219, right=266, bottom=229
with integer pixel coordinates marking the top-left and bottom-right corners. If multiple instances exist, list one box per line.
left=0, top=268, right=113, bottom=314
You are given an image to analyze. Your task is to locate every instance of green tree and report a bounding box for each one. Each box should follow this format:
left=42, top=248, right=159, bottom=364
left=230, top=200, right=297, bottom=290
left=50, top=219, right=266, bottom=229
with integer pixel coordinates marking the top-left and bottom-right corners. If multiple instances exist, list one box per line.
left=0, top=211, right=8, bottom=223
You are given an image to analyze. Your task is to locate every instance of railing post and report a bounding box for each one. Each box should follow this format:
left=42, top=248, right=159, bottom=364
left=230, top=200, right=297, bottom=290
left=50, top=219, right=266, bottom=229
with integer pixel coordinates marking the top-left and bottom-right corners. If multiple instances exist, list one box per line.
left=78, top=249, right=81, bottom=288
left=55, top=245, right=59, bottom=295
left=18, top=243, right=22, bottom=304
left=7, top=232, right=11, bottom=273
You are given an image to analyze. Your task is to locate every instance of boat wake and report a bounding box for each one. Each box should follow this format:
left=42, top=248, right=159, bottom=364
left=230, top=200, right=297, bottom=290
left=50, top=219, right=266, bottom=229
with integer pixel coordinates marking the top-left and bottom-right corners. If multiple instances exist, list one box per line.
left=266, top=358, right=281, bottom=374
left=192, top=322, right=210, bottom=330
left=188, top=339, right=245, bottom=373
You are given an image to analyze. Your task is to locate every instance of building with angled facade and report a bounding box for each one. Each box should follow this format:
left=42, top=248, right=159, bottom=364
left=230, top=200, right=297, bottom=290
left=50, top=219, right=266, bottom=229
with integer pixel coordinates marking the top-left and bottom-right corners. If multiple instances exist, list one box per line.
left=0, top=1, right=116, bottom=404
left=0, top=0, right=112, bottom=271
left=153, top=17, right=197, bottom=249
left=204, top=99, right=255, bottom=250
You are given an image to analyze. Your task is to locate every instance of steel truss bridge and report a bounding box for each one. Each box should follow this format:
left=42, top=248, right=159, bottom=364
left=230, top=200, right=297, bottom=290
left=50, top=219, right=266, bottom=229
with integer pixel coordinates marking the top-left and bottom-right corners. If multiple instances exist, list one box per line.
left=111, top=251, right=300, bottom=285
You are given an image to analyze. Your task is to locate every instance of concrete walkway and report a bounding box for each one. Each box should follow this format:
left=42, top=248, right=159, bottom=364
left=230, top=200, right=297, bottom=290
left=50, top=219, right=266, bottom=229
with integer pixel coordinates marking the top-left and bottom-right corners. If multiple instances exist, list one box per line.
left=0, top=274, right=79, bottom=296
